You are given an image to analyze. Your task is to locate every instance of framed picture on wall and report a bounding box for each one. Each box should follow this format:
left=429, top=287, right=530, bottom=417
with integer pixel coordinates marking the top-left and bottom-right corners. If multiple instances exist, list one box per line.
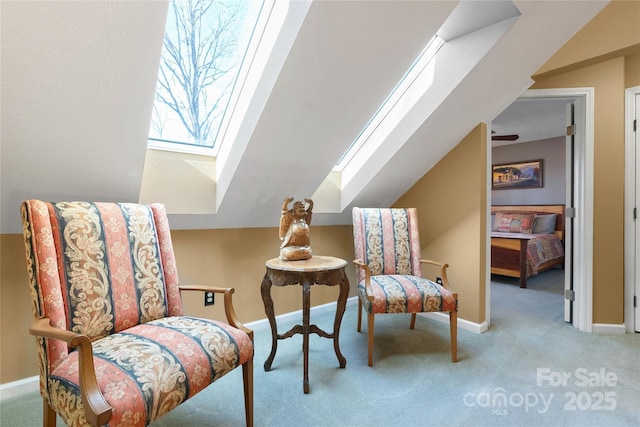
left=492, top=159, right=543, bottom=190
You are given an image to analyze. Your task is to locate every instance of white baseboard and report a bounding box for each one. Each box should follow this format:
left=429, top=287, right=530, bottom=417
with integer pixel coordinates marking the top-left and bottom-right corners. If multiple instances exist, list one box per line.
left=253, top=297, right=488, bottom=334
left=246, top=296, right=358, bottom=330
left=253, top=296, right=488, bottom=334
left=0, top=376, right=38, bottom=402
left=1, top=301, right=357, bottom=401
left=592, top=323, right=626, bottom=335
left=4, top=297, right=487, bottom=401
left=418, top=312, right=488, bottom=334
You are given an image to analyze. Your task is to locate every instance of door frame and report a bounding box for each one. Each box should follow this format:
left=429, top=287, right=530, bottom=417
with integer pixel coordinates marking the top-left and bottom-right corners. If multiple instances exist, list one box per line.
left=487, top=87, right=594, bottom=332
left=624, top=86, right=640, bottom=332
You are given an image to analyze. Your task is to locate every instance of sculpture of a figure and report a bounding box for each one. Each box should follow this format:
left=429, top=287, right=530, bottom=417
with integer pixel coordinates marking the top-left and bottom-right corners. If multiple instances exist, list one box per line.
left=279, top=197, right=313, bottom=261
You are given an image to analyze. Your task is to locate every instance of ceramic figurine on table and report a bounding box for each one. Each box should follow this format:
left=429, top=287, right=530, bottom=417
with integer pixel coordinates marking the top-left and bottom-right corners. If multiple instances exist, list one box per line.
left=279, top=197, right=313, bottom=261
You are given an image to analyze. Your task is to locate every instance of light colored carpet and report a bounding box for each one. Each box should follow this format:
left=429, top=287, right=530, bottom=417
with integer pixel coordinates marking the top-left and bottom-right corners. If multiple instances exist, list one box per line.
left=2, top=268, right=639, bottom=426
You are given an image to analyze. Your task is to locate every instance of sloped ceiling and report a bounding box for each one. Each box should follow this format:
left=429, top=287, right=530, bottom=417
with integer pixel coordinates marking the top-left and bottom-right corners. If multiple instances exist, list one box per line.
left=0, top=0, right=608, bottom=233
left=1, top=1, right=168, bottom=232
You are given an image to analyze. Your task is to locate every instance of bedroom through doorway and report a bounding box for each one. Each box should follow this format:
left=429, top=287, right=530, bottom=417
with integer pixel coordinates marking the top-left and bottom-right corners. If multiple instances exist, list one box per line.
left=487, top=88, right=594, bottom=333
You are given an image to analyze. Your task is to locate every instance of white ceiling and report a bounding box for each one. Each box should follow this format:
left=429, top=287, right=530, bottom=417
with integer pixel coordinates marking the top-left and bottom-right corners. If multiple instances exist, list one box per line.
left=491, top=98, right=569, bottom=146
left=0, top=0, right=608, bottom=233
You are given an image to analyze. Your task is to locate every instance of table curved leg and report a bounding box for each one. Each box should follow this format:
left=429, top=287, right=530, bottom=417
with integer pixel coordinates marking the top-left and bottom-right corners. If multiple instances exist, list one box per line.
left=333, top=276, right=349, bottom=368
left=261, top=273, right=277, bottom=371
left=302, top=281, right=311, bottom=393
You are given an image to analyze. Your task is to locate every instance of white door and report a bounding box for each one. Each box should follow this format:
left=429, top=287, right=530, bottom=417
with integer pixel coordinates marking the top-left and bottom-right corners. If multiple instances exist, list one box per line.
left=635, top=92, right=640, bottom=332
left=625, top=88, right=640, bottom=332
left=565, top=102, right=575, bottom=323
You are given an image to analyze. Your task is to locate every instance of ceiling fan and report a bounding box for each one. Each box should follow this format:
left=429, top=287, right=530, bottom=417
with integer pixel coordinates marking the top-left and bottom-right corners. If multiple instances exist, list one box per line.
left=491, top=130, right=519, bottom=141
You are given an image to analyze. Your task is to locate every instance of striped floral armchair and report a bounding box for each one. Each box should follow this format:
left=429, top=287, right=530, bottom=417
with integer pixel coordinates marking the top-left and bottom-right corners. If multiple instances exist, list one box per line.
left=21, top=200, right=254, bottom=427
left=352, top=207, right=458, bottom=366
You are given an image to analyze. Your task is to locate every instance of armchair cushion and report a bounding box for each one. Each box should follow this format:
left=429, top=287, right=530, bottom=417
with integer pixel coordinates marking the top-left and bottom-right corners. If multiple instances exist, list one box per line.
left=48, top=316, right=252, bottom=426
left=358, top=275, right=457, bottom=315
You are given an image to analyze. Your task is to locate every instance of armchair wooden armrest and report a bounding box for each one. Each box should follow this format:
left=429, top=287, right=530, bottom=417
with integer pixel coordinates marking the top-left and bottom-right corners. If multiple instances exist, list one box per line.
left=352, top=259, right=374, bottom=301
left=420, top=259, right=452, bottom=290
left=29, top=318, right=112, bottom=427
left=178, top=285, right=253, bottom=340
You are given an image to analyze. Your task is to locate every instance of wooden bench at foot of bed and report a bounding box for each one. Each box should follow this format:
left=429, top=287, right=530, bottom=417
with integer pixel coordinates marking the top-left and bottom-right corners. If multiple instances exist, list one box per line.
left=490, top=205, right=565, bottom=288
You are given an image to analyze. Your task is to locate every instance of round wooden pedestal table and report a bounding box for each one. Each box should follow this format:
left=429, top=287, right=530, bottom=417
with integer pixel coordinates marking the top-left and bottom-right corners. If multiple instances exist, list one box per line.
left=260, top=255, right=349, bottom=393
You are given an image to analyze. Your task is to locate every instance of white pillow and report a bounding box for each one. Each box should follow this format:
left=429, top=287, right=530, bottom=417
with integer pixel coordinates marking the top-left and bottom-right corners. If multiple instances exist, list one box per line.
left=532, top=214, right=557, bottom=234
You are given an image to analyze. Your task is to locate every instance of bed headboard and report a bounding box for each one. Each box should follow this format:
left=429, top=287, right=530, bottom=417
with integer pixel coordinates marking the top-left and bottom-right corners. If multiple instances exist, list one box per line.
left=491, top=204, right=565, bottom=240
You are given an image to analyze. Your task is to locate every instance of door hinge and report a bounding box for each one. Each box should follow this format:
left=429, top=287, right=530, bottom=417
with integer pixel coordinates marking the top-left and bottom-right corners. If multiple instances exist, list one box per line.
left=634, top=119, right=637, bottom=132
left=634, top=296, right=637, bottom=308
left=566, top=124, right=576, bottom=136
left=634, top=207, right=637, bottom=220
left=565, top=289, right=575, bottom=301
left=566, top=207, right=576, bottom=218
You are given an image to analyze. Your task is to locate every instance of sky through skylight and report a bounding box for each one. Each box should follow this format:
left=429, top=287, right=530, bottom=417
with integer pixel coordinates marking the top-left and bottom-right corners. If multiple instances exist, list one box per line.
left=148, top=0, right=264, bottom=152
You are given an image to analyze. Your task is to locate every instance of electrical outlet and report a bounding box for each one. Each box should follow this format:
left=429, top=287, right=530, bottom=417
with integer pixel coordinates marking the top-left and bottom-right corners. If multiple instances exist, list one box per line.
left=436, top=277, right=443, bottom=285
left=204, top=291, right=215, bottom=306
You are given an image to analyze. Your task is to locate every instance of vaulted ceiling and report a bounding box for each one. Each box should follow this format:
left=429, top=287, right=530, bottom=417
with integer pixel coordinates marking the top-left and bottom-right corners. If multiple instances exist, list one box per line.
left=0, top=0, right=607, bottom=233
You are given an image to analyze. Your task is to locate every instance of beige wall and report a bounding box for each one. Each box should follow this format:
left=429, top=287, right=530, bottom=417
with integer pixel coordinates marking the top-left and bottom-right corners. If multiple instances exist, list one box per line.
left=535, top=0, right=640, bottom=79
left=0, top=234, right=38, bottom=384
left=395, top=124, right=488, bottom=324
left=626, top=51, right=640, bottom=88
left=534, top=58, right=626, bottom=324
left=1, top=128, right=490, bottom=383
left=0, top=124, right=489, bottom=384
left=530, top=0, right=640, bottom=325
left=0, top=129, right=489, bottom=384
left=0, top=225, right=356, bottom=384
left=170, top=225, right=357, bottom=323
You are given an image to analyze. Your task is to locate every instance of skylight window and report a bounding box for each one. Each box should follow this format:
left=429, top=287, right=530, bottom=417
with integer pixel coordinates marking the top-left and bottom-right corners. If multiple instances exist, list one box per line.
left=334, top=35, right=444, bottom=172
left=148, top=0, right=264, bottom=153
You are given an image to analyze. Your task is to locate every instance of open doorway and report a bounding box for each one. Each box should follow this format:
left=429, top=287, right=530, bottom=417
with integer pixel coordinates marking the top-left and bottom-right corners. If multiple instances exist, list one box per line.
left=487, top=88, right=594, bottom=332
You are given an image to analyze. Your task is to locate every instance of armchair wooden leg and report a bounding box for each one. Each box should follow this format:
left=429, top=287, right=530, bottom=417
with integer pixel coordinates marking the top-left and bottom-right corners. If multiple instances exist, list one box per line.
left=242, top=360, right=254, bottom=427
left=367, top=312, right=374, bottom=367
left=450, top=310, right=458, bottom=363
left=43, top=398, right=56, bottom=427
left=409, top=313, right=416, bottom=329
left=357, top=300, right=362, bottom=332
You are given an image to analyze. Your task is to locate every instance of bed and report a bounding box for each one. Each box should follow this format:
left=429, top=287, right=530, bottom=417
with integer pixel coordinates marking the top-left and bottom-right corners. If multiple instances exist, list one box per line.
left=490, top=205, right=565, bottom=288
